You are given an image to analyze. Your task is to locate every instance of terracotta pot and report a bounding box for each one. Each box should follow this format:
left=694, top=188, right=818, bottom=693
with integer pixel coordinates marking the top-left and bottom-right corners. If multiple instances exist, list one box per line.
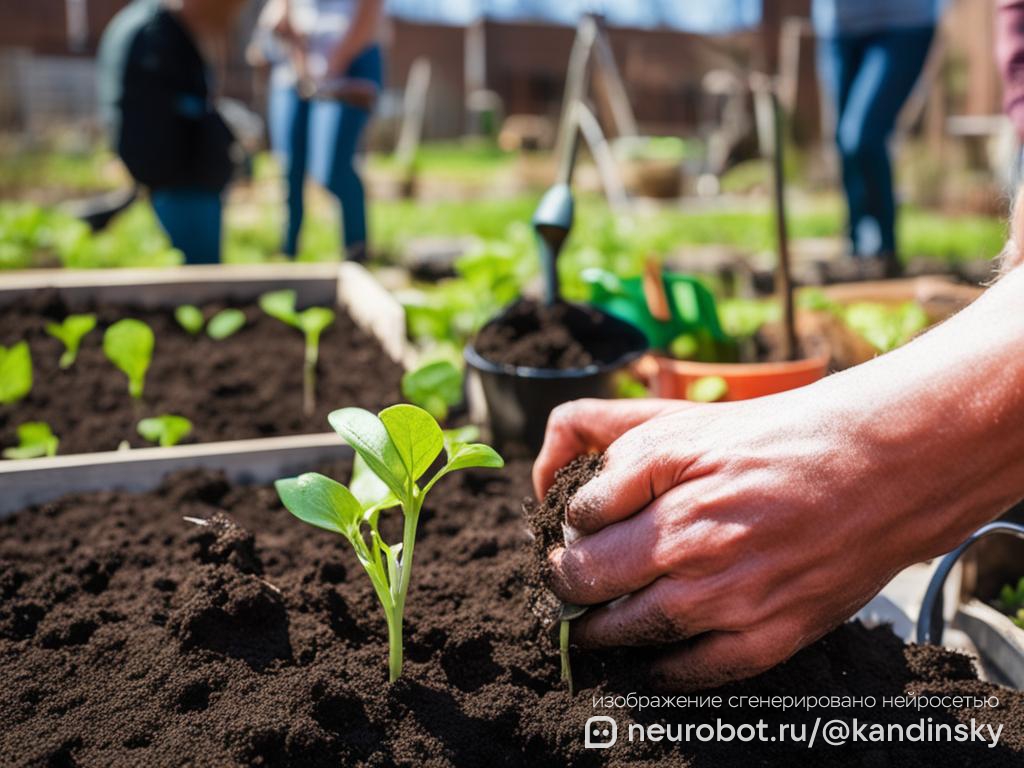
left=642, top=353, right=830, bottom=401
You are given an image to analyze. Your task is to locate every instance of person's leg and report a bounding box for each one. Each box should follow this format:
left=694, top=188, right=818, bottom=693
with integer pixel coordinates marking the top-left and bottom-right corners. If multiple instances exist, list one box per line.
left=311, top=45, right=384, bottom=261
left=818, top=35, right=868, bottom=255
left=268, top=82, right=310, bottom=257
left=151, top=188, right=222, bottom=264
left=834, top=27, right=935, bottom=259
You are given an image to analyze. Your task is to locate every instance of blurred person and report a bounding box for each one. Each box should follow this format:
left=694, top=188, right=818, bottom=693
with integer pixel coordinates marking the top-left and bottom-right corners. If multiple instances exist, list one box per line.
left=97, top=0, right=248, bottom=264
left=530, top=187, right=1024, bottom=689
left=814, top=0, right=944, bottom=278
left=256, top=0, right=384, bottom=262
left=998, top=0, right=1024, bottom=185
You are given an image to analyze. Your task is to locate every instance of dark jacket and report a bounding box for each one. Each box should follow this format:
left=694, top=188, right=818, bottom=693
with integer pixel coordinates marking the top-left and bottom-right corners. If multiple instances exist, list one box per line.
left=97, top=0, right=235, bottom=191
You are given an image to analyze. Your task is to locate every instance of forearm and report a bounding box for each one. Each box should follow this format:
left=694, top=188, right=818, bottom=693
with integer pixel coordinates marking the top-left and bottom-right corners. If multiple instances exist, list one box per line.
left=328, top=0, right=381, bottom=73
left=822, top=267, right=1024, bottom=559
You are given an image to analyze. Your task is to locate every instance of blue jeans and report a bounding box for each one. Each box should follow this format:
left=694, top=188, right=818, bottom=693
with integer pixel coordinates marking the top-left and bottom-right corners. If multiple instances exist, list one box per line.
left=818, top=27, right=933, bottom=257
left=151, top=188, right=222, bottom=264
left=268, top=45, right=384, bottom=257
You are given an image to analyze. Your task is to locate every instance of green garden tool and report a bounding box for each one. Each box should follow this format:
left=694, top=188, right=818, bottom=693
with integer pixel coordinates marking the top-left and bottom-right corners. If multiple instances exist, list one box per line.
left=583, top=264, right=735, bottom=360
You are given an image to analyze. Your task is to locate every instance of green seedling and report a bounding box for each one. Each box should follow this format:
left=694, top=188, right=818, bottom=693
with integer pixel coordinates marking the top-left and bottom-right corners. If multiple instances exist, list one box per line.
left=3, top=421, right=58, bottom=459
left=45, top=314, right=96, bottom=369
left=259, top=290, right=335, bottom=416
left=997, top=577, right=1024, bottom=630
left=0, top=341, right=33, bottom=405
left=137, top=414, right=193, bottom=447
left=103, top=319, right=154, bottom=399
left=207, top=308, right=246, bottom=340
left=175, top=305, right=205, bottom=335
left=401, top=359, right=463, bottom=421
left=276, top=404, right=503, bottom=682
left=559, top=603, right=588, bottom=695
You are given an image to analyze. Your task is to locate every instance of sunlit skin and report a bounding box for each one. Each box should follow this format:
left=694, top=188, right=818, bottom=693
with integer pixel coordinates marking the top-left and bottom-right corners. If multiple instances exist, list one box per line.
left=533, top=264, right=1024, bottom=691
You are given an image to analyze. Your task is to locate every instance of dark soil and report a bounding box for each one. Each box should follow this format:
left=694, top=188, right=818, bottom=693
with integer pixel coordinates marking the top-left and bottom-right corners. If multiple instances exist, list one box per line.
left=0, top=290, right=403, bottom=455
left=473, top=299, right=640, bottom=370
left=522, top=453, right=603, bottom=628
left=2, top=461, right=1023, bottom=767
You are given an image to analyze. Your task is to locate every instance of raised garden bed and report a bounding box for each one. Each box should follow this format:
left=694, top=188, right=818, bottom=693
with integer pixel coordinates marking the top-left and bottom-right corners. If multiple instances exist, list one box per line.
left=1, top=458, right=1022, bottom=766
left=0, top=264, right=409, bottom=459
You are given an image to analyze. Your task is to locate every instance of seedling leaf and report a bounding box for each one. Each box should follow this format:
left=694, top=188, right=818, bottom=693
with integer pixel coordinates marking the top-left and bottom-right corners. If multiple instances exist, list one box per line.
left=379, top=404, right=444, bottom=484
left=137, top=414, right=193, bottom=447
left=175, top=305, right=205, bottom=335
left=328, top=407, right=409, bottom=500
left=207, top=308, right=246, bottom=340
left=3, top=421, right=58, bottom=459
left=276, top=472, right=363, bottom=536
left=442, top=441, right=504, bottom=473
left=401, top=360, right=463, bottom=421
left=45, top=314, right=96, bottom=368
left=0, top=341, right=33, bottom=405
left=350, top=453, right=400, bottom=514
left=298, top=307, right=335, bottom=339
left=259, top=289, right=300, bottom=326
left=103, top=319, right=154, bottom=399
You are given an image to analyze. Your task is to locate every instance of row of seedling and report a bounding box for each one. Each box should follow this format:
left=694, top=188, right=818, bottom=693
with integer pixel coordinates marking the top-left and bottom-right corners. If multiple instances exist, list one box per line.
left=1, top=290, right=335, bottom=457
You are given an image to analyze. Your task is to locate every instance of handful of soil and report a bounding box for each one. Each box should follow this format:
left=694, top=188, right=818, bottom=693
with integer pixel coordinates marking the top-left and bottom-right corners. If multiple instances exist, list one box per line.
left=473, top=299, right=633, bottom=370
left=522, top=453, right=603, bottom=628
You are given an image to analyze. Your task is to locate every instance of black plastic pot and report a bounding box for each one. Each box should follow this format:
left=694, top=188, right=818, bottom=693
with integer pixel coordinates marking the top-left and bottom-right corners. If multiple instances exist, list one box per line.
left=464, top=306, right=648, bottom=456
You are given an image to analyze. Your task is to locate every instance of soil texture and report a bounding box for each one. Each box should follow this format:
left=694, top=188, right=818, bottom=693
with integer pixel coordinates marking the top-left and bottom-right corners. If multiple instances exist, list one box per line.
left=473, top=299, right=641, bottom=370
left=0, top=290, right=403, bottom=454
left=1, top=461, right=1023, bottom=767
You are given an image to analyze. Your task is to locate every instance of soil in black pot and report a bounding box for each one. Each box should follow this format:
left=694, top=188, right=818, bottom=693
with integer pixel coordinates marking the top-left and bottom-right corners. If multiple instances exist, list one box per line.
left=2, top=461, right=1023, bottom=767
left=473, top=299, right=637, bottom=370
left=0, top=290, right=403, bottom=454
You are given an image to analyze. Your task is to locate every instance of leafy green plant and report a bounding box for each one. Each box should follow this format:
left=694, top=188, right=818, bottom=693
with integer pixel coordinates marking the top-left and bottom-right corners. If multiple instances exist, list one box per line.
left=259, top=290, right=335, bottom=416
left=842, top=302, right=930, bottom=353
left=207, top=309, right=246, bottom=340
left=401, top=360, right=463, bottom=421
left=996, top=577, right=1024, bottom=630
left=175, top=305, right=205, bottom=335
left=103, top=319, right=154, bottom=399
left=0, top=341, right=33, bottom=404
left=276, top=404, right=504, bottom=681
left=3, top=421, right=58, bottom=459
left=137, top=414, right=193, bottom=447
left=45, top=314, right=97, bottom=369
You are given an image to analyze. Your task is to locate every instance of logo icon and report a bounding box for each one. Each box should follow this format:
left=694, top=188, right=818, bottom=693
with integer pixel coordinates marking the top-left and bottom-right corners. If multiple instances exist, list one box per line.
left=585, top=716, right=618, bottom=748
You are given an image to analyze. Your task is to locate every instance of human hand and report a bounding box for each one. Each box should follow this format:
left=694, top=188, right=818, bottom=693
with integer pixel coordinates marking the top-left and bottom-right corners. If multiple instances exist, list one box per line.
left=543, top=390, right=938, bottom=690
left=532, top=398, right=691, bottom=501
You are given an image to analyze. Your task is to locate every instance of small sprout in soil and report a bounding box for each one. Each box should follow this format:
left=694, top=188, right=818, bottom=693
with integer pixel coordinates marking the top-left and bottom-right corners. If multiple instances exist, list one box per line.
left=559, top=603, right=588, bottom=696
left=259, top=290, right=335, bottom=416
left=103, top=318, right=155, bottom=399
left=276, top=403, right=503, bottom=682
left=686, top=375, right=728, bottom=403
left=137, top=414, right=193, bottom=447
left=0, top=341, right=33, bottom=405
left=175, top=305, right=205, bottom=335
left=45, top=314, right=96, bottom=369
left=997, top=577, right=1024, bottom=630
left=206, top=308, right=246, bottom=340
left=401, top=359, right=463, bottom=421
left=3, top=421, right=58, bottom=459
